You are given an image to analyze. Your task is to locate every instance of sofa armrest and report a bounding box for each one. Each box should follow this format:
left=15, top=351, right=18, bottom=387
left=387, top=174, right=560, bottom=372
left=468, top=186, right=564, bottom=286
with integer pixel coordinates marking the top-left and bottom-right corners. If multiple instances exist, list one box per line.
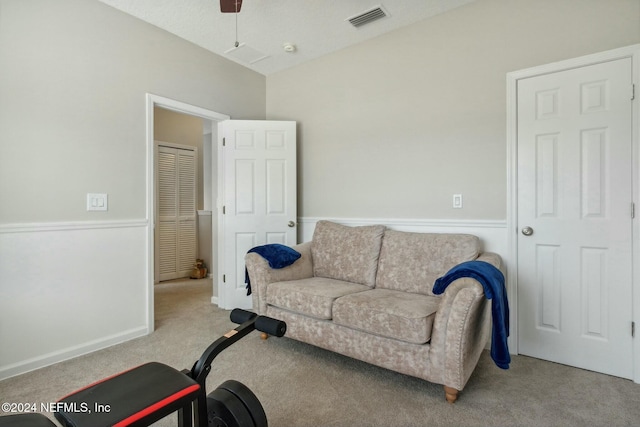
left=428, top=252, right=502, bottom=394
left=476, top=251, right=503, bottom=274
left=245, top=241, right=314, bottom=314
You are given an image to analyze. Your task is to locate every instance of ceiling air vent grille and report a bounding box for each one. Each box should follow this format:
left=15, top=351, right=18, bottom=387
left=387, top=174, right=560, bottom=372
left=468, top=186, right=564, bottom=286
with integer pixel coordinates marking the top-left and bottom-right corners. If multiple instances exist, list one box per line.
left=348, top=6, right=388, bottom=28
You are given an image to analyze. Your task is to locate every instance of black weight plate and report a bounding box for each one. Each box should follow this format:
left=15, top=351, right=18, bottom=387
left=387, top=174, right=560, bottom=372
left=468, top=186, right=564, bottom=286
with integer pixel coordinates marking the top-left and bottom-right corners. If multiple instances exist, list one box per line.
left=219, top=380, right=268, bottom=427
left=207, top=388, right=255, bottom=427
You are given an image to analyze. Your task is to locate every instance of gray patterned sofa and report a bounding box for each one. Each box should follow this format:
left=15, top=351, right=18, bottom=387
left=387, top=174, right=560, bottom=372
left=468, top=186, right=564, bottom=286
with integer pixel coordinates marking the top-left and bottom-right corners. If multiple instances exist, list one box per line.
left=245, top=220, right=502, bottom=403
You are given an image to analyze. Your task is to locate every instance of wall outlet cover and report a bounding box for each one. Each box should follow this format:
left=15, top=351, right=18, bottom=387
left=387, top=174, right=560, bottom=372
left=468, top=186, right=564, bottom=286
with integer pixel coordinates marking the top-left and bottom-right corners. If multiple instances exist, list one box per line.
left=87, top=193, right=108, bottom=211
left=453, top=194, right=463, bottom=209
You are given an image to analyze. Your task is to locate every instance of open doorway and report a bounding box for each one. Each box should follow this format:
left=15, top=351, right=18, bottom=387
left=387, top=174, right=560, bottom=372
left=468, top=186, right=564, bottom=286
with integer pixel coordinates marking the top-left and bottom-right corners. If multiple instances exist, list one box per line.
left=146, top=94, right=230, bottom=333
left=154, top=107, right=202, bottom=282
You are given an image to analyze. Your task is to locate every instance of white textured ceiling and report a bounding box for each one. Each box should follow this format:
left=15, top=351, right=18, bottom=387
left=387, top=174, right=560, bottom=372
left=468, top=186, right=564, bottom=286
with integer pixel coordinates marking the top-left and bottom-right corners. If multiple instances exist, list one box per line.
left=98, top=0, right=475, bottom=75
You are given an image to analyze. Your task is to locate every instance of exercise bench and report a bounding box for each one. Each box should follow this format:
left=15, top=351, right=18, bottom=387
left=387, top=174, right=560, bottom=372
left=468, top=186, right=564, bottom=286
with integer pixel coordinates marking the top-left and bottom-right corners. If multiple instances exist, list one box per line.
left=0, top=309, right=285, bottom=427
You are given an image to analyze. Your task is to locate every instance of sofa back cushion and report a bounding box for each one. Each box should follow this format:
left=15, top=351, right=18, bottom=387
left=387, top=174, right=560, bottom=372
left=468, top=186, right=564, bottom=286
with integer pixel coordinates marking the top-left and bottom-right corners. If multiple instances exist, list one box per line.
left=311, top=221, right=385, bottom=287
left=375, top=230, right=480, bottom=296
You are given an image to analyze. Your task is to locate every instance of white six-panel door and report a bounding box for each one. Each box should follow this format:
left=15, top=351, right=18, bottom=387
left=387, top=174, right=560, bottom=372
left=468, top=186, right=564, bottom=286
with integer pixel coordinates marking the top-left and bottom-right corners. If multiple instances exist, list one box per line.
left=218, top=120, right=297, bottom=309
left=516, top=58, right=634, bottom=378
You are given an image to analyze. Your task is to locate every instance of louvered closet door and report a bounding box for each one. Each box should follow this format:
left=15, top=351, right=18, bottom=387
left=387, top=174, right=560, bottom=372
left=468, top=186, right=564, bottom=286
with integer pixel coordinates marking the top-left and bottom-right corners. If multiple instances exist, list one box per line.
left=157, top=145, right=197, bottom=281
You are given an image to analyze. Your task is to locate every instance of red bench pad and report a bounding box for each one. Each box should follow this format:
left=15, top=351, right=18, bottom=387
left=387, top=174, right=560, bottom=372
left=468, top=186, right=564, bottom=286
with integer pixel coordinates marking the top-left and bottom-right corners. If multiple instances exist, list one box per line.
left=54, top=362, right=200, bottom=427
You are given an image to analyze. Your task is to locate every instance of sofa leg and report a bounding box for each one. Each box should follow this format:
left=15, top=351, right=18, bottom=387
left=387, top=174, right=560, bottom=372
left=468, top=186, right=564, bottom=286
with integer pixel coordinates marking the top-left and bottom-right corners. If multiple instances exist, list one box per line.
left=444, top=386, right=459, bottom=403
left=260, top=332, right=269, bottom=340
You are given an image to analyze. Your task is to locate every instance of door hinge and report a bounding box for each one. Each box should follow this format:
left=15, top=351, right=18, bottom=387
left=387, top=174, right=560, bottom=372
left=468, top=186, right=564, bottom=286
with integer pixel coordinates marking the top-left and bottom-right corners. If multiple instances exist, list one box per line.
left=632, top=202, right=636, bottom=219
left=632, top=84, right=636, bottom=101
left=633, top=321, right=636, bottom=338
left=223, top=137, right=226, bottom=147
left=223, top=274, right=226, bottom=283
left=223, top=205, right=226, bottom=215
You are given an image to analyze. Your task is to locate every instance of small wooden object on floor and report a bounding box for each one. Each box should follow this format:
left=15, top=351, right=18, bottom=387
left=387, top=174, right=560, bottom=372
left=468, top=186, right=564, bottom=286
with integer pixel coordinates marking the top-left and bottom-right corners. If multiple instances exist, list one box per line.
left=444, top=386, right=459, bottom=403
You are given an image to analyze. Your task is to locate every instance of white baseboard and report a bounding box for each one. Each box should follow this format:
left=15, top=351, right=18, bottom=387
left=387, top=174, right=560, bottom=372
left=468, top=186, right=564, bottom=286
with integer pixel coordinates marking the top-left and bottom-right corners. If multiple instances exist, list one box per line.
left=0, top=326, right=148, bottom=381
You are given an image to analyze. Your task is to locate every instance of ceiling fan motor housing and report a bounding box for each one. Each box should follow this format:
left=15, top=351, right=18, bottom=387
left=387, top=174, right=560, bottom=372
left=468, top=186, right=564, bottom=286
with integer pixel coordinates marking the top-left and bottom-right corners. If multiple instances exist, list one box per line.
left=220, top=0, right=243, bottom=13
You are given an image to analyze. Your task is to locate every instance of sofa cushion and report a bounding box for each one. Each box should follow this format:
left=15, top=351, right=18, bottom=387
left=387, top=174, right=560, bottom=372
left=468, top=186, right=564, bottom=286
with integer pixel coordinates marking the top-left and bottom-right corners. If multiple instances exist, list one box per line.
left=311, top=221, right=385, bottom=287
left=266, top=277, right=369, bottom=320
left=332, top=289, right=440, bottom=345
left=375, top=230, right=480, bottom=296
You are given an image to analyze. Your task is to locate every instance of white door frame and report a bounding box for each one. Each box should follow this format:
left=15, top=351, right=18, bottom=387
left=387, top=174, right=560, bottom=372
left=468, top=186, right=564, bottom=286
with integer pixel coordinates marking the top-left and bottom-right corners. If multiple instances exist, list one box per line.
left=506, top=44, right=640, bottom=383
left=145, top=93, right=229, bottom=332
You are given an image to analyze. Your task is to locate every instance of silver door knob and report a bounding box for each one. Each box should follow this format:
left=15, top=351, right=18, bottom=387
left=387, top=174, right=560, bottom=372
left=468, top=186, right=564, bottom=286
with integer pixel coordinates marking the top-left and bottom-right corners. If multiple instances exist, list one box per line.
left=521, top=226, right=534, bottom=236
left=288, top=221, right=296, bottom=228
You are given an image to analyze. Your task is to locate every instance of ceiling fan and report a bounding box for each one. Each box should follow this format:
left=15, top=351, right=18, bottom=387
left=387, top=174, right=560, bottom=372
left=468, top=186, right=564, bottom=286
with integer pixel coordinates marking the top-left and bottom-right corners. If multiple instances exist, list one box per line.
left=220, top=0, right=243, bottom=13
left=219, top=0, right=244, bottom=47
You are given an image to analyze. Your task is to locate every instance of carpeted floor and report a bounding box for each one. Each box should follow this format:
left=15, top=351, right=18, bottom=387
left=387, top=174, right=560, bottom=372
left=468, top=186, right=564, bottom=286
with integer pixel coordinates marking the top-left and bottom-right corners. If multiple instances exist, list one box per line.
left=1, top=279, right=639, bottom=426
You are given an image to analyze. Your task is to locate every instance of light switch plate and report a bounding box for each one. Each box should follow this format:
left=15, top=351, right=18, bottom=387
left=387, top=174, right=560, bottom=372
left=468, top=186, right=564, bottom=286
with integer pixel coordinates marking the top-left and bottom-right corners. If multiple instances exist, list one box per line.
left=87, top=193, right=108, bottom=211
left=453, top=194, right=463, bottom=209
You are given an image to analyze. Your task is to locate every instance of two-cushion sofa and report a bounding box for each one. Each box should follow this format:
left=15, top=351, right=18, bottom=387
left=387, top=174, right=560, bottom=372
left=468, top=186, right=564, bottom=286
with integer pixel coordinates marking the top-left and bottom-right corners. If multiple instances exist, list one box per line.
left=245, top=220, right=503, bottom=403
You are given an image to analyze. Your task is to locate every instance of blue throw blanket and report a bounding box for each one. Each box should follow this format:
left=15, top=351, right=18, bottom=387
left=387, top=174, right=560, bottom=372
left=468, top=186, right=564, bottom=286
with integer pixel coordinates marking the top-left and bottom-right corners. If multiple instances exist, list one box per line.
left=245, top=244, right=301, bottom=296
left=433, top=260, right=510, bottom=369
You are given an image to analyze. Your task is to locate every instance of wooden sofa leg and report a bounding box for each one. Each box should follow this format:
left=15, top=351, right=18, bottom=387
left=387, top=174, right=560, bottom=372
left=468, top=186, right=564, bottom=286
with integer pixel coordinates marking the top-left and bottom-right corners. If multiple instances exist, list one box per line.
left=444, top=386, right=459, bottom=403
left=260, top=332, right=269, bottom=340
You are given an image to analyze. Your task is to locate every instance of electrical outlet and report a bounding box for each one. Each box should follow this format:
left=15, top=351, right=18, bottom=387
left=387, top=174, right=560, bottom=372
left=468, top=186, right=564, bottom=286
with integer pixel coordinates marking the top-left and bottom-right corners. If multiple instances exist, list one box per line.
left=453, top=194, right=463, bottom=209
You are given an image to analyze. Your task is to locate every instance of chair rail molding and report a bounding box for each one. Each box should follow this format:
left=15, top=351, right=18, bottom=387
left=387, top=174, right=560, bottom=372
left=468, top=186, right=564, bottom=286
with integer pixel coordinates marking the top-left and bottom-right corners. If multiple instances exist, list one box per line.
left=297, top=217, right=507, bottom=255
left=0, top=219, right=148, bottom=234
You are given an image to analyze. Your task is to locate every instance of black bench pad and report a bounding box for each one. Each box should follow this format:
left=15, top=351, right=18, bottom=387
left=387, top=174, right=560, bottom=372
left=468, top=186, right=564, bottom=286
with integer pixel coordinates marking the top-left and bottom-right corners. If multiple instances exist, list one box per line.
left=54, top=362, right=201, bottom=427
left=0, top=414, right=57, bottom=427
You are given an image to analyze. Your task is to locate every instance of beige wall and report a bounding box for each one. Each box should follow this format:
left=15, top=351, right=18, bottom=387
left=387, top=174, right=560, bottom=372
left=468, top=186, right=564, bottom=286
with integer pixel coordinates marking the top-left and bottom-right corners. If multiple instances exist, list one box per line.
left=0, top=0, right=265, bottom=224
left=0, top=0, right=264, bottom=379
left=267, top=0, right=640, bottom=220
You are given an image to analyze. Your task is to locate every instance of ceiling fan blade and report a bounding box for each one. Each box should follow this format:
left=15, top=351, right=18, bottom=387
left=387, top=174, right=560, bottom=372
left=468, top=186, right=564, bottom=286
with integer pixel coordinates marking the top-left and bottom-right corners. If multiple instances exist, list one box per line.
left=220, top=0, right=243, bottom=13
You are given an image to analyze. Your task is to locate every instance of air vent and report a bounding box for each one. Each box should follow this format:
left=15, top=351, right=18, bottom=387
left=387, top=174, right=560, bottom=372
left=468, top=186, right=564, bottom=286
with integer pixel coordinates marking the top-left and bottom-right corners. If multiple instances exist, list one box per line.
left=347, top=6, right=388, bottom=28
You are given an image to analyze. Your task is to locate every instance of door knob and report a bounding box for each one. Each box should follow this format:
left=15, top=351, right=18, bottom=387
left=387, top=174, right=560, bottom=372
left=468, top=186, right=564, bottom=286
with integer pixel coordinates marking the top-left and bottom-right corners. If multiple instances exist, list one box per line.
left=288, top=221, right=296, bottom=228
left=521, top=226, right=534, bottom=236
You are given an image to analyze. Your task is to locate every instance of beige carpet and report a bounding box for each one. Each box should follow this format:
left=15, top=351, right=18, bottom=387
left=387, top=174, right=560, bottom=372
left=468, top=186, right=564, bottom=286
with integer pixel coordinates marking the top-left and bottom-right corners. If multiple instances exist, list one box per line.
left=1, top=279, right=639, bottom=427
